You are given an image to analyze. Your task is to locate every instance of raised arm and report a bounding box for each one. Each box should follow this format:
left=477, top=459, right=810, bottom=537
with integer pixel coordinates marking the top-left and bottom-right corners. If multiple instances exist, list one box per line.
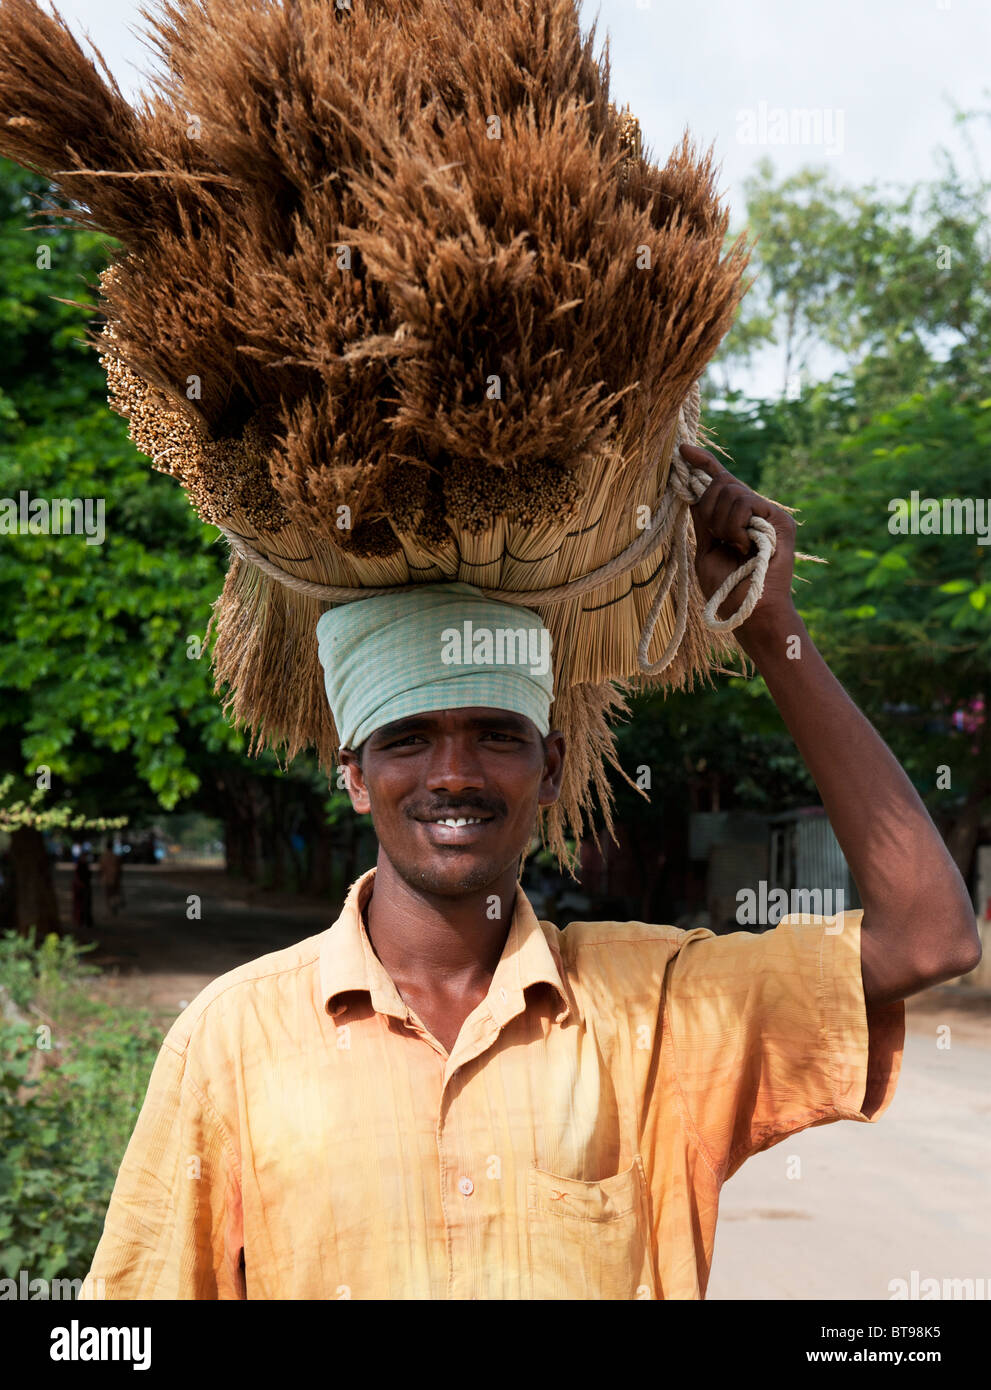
left=682, top=442, right=982, bottom=1006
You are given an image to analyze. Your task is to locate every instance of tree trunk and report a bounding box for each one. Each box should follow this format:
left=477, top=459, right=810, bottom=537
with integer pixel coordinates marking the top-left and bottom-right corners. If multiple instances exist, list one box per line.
left=221, top=781, right=261, bottom=884
left=10, top=825, right=60, bottom=936
left=268, top=782, right=286, bottom=891
left=304, top=794, right=335, bottom=897
left=222, top=808, right=244, bottom=879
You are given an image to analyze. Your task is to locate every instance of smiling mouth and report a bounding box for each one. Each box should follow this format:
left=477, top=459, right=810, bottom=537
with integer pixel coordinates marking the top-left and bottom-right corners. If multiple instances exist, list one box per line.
left=415, top=814, right=497, bottom=844
left=423, top=816, right=491, bottom=828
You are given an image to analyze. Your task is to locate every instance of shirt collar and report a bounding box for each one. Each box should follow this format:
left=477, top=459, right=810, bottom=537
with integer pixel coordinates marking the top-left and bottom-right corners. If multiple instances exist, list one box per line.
left=320, top=866, right=579, bottom=1028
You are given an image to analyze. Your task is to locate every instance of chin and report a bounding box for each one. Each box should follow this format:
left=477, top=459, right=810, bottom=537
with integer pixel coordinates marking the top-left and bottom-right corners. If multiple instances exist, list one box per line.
left=413, top=859, right=504, bottom=896
left=388, top=845, right=522, bottom=897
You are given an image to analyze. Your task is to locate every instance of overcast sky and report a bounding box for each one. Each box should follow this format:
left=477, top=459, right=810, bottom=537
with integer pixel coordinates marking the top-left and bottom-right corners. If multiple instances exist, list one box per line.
left=37, top=0, right=991, bottom=397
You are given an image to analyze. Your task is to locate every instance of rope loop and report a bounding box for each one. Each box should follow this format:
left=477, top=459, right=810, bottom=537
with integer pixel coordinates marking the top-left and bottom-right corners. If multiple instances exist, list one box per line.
left=632, top=444, right=777, bottom=672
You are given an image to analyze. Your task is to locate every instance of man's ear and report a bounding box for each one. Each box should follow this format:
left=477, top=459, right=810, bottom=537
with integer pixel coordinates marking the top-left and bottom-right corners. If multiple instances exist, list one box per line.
left=538, top=730, right=566, bottom=807
left=338, top=748, right=371, bottom=815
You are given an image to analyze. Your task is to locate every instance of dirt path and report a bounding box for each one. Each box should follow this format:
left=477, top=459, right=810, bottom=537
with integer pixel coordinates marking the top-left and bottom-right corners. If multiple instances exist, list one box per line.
left=58, top=862, right=341, bottom=1029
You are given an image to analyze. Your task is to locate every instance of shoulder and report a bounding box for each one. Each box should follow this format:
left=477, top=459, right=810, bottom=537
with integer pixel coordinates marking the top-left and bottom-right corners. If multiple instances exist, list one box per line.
left=552, top=917, right=718, bottom=997
left=162, top=930, right=327, bottom=1056
left=556, top=916, right=716, bottom=955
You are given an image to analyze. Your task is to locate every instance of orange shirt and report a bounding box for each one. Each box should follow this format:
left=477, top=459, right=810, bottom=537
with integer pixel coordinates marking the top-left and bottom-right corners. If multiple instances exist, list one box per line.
left=81, top=866, right=903, bottom=1300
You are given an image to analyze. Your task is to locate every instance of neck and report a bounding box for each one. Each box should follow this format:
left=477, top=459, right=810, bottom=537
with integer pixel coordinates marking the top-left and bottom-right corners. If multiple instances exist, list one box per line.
left=362, top=850, right=521, bottom=996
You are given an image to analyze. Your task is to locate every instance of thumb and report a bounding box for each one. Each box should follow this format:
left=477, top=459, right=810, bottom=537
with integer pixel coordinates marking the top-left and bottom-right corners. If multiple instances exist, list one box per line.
left=679, top=441, right=730, bottom=483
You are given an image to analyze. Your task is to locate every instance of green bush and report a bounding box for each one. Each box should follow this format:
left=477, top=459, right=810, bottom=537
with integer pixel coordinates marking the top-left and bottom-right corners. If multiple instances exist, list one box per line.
left=0, top=929, right=162, bottom=1281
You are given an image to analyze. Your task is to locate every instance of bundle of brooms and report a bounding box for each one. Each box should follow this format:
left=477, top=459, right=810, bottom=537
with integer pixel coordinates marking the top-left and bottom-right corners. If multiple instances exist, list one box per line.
left=0, top=0, right=785, bottom=874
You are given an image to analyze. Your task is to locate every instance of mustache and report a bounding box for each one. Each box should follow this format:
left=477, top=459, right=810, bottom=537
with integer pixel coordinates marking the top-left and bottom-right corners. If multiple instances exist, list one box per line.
left=410, top=798, right=502, bottom=819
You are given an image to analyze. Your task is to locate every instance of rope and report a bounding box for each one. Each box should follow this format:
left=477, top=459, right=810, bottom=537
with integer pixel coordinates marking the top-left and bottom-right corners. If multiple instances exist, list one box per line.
left=635, top=466, right=775, bottom=676
left=216, top=441, right=777, bottom=678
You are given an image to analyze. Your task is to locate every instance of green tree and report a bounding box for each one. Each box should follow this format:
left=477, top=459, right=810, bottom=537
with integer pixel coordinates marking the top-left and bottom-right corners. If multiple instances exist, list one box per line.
left=0, top=161, right=355, bottom=927
left=760, top=384, right=990, bottom=876
left=709, top=109, right=991, bottom=409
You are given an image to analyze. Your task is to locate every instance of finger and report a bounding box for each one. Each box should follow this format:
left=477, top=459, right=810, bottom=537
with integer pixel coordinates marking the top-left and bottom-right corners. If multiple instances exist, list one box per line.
left=707, top=487, right=752, bottom=557
left=691, top=469, right=744, bottom=533
left=679, top=442, right=734, bottom=484
left=709, top=483, right=738, bottom=536
left=717, top=492, right=750, bottom=550
left=688, top=473, right=722, bottom=545
left=732, top=491, right=796, bottom=543
left=683, top=444, right=785, bottom=536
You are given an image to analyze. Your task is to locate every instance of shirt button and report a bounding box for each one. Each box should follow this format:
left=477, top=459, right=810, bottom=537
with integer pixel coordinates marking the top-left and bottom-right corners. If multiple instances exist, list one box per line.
left=499, top=987, right=507, bottom=1003
left=458, top=1176, right=474, bottom=1196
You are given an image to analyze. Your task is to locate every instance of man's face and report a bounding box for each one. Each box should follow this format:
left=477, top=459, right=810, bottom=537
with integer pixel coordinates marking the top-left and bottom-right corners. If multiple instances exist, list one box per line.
left=338, top=707, right=566, bottom=896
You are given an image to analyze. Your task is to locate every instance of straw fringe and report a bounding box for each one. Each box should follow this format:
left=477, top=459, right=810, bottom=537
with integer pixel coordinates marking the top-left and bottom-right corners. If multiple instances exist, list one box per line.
left=208, top=555, right=338, bottom=767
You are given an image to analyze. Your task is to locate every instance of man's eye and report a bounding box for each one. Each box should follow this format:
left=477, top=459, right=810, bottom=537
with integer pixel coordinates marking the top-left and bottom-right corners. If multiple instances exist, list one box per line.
left=484, top=732, right=520, bottom=742
left=387, top=735, right=422, bottom=748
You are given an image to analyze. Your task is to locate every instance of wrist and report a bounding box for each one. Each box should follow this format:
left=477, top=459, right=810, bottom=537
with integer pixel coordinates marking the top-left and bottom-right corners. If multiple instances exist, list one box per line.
left=733, top=602, right=805, bottom=663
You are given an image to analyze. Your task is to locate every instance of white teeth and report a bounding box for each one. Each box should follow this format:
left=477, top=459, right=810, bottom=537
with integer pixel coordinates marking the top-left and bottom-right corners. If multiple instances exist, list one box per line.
left=432, top=817, right=483, bottom=827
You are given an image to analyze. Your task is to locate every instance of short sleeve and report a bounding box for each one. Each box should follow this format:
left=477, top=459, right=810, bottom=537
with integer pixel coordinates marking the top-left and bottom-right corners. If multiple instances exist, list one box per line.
left=661, top=909, right=905, bottom=1183
left=79, top=1038, right=244, bottom=1300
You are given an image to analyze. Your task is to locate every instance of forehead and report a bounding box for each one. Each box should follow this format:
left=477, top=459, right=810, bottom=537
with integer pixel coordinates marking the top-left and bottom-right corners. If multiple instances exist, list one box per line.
left=369, top=708, right=538, bottom=741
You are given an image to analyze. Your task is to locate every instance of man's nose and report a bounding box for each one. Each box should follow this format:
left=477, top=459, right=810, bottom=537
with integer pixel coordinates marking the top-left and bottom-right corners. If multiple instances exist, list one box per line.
left=423, top=735, right=485, bottom=791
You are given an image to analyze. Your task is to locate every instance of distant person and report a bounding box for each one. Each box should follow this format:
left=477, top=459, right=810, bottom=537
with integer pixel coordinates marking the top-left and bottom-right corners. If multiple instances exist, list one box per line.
left=98, top=838, right=124, bottom=916
left=71, top=854, right=93, bottom=932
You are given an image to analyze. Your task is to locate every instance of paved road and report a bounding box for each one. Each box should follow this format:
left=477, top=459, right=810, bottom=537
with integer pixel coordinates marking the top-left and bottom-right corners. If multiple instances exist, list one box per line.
left=707, top=1019, right=991, bottom=1300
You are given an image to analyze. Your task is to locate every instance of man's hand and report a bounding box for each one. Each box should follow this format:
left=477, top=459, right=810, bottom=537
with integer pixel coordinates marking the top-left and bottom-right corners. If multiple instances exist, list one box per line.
left=680, top=442, right=798, bottom=644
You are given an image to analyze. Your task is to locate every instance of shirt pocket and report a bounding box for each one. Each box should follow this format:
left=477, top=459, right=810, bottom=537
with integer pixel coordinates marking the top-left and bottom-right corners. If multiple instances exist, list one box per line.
left=525, top=1156, right=652, bottom=1300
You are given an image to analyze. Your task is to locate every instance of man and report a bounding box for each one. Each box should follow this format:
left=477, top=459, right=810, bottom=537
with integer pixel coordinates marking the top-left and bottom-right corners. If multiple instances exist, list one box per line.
left=70, top=851, right=93, bottom=933
left=80, top=447, right=981, bottom=1300
left=97, top=837, right=124, bottom=916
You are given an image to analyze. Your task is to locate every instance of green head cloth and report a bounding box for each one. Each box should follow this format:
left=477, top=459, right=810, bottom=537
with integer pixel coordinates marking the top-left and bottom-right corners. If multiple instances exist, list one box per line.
left=315, top=582, right=555, bottom=752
